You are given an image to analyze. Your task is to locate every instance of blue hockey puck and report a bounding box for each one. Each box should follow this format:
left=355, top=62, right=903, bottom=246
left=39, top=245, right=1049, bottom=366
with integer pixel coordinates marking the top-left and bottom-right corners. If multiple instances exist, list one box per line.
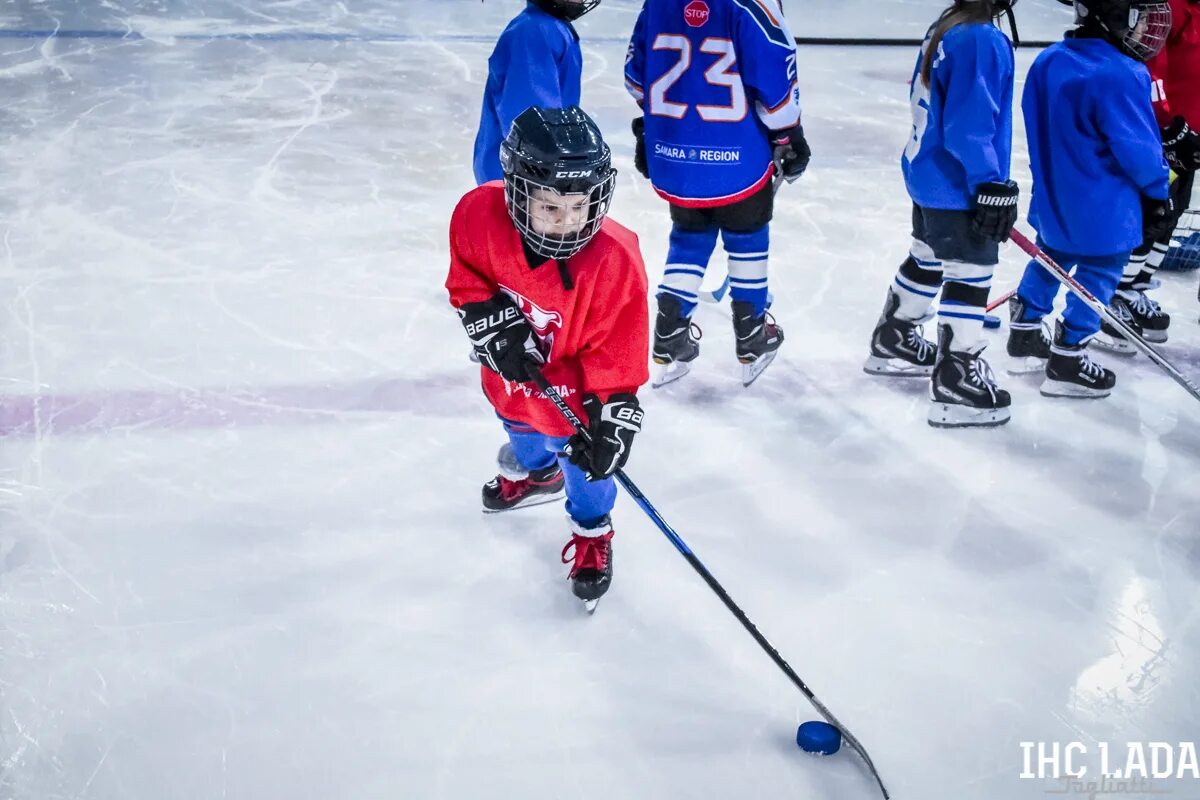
left=796, top=720, right=841, bottom=755
left=984, top=313, right=1001, bottom=329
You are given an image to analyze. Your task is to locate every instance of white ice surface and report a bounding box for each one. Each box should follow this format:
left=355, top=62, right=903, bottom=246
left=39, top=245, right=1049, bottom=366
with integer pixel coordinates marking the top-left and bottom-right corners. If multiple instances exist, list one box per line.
left=1, top=2, right=1199, bottom=800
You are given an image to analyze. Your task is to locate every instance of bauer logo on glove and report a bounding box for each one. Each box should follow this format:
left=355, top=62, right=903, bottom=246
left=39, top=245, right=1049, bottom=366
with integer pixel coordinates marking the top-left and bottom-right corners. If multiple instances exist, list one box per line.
left=458, top=294, right=544, bottom=383
left=566, top=394, right=643, bottom=481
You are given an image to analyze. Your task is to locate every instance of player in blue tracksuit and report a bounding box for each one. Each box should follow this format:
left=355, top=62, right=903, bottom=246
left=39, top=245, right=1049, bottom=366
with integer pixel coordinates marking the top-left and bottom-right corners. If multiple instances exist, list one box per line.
left=864, top=0, right=1019, bottom=428
left=624, top=0, right=811, bottom=387
left=1007, top=0, right=1174, bottom=399
left=472, top=0, right=597, bottom=185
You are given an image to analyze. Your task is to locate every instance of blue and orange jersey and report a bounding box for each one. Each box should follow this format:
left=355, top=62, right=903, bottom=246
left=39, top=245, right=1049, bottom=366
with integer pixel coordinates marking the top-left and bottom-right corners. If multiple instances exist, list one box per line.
left=625, top=0, right=801, bottom=207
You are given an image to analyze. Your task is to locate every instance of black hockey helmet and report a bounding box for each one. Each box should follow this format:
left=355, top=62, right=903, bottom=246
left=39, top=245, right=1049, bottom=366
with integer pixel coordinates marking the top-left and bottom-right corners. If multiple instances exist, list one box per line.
left=500, top=105, right=616, bottom=261
left=986, top=0, right=1021, bottom=43
left=1061, top=0, right=1172, bottom=60
left=529, top=0, right=600, bottom=22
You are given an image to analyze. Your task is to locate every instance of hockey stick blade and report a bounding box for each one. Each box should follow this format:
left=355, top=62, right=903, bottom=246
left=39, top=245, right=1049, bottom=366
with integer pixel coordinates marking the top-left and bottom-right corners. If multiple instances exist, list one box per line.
left=1009, top=229, right=1200, bottom=405
left=985, top=288, right=1016, bottom=314
left=699, top=275, right=730, bottom=304
left=527, top=368, right=891, bottom=799
left=699, top=162, right=786, bottom=307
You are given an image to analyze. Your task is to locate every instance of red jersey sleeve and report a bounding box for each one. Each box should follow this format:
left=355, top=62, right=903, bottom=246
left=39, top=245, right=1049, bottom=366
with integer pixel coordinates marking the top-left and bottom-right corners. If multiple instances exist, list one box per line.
left=1147, top=32, right=1173, bottom=126
left=445, top=185, right=501, bottom=309
left=577, top=225, right=651, bottom=401
left=1147, top=0, right=1197, bottom=127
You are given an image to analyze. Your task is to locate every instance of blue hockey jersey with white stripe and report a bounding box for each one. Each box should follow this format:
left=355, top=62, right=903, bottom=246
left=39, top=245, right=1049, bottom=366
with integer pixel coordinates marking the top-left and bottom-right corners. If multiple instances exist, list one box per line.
left=1024, top=37, right=1171, bottom=256
left=473, top=3, right=582, bottom=185
left=624, top=0, right=801, bottom=207
left=901, top=23, right=1014, bottom=211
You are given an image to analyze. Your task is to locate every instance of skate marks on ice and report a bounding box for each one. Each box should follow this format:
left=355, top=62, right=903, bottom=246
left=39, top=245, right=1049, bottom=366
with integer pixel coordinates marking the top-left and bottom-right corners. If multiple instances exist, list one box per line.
left=0, top=374, right=482, bottom=438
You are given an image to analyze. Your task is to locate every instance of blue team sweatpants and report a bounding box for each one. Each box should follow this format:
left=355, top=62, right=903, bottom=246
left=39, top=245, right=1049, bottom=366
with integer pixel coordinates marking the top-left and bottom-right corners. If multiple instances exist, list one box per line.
left=501, top=417, right=615, bottom=528
left=1014, top=239, right=1130, bottom=346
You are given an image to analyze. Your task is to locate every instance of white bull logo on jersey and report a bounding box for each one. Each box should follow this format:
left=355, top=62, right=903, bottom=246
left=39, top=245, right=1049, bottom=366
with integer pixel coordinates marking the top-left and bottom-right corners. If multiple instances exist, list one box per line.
left=499, top=285, right=562, bottom=354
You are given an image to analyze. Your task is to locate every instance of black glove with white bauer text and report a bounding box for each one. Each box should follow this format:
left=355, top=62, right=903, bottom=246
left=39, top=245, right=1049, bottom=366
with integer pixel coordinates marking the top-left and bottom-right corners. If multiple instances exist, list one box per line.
left=770, top=124, right=811, bottom=183
left=567, top=394, right=643, bottom=481
left=971, top=179, right=1020, bottom=243
left=1162, top=116, right=1200, bottom=172
left=1141, top=194, right=1177, bottom=242
left=457, top=294, right=543, bottom=383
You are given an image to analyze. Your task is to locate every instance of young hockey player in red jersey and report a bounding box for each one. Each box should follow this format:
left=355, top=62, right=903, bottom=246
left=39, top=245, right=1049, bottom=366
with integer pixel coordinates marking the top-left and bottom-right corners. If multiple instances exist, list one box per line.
left=1099, top=0, right=1200, bottom=344
left=446, top=105, right=650, bottom=608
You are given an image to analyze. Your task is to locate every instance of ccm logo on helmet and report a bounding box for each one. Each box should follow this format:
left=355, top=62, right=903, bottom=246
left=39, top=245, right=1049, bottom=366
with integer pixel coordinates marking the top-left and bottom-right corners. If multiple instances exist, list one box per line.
left=684, top=0, right=709, bottom=27
left=555, top=169, right=593, bottom=178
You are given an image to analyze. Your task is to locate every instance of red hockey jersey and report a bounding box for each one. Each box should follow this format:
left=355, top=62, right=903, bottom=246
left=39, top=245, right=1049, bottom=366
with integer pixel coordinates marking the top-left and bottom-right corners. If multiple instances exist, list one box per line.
left=446, top=182, right=650, bottom=438
left=1149, top=0, right=1200, bottom=127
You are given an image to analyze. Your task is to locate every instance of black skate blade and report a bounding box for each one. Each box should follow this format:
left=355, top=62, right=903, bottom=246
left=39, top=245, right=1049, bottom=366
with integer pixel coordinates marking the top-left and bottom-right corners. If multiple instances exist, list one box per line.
left=652, top=361, right=691, bottom=388
left=741, top=351, right=778, bottom=387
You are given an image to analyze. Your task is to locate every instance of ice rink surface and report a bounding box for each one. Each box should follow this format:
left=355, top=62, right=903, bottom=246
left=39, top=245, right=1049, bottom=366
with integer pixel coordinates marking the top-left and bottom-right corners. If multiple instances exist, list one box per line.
left=2, top=1, right=1198, bottom=798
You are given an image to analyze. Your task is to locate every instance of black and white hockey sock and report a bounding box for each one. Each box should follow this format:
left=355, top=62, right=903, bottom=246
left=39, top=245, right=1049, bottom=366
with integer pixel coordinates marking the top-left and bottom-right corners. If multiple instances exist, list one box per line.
left=891, top=240, right=943, bottom=321
left=936, top=260, right=993, bottom=352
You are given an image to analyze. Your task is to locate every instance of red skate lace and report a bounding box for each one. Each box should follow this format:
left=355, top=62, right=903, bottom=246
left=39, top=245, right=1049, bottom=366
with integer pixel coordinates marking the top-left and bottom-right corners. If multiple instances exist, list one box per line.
left=560, top=531, right=614, bottom=578
left=497, top=472, right=558, bottom=502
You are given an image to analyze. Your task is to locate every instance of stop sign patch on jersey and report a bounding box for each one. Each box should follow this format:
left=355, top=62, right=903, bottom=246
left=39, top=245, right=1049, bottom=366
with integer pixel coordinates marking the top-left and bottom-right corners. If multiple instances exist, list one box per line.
left=684, top=0, right=709, bottom=27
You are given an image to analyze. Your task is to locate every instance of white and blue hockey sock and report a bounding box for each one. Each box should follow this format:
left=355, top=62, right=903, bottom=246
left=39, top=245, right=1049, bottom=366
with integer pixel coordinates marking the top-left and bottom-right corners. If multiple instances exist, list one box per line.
left=938, top=260, right=994, bottom=351
left=892, top=238, right=943, bottom=321
left=722, top=226, right=770, bottom=317
left=659, top=224, right=719, bottom=317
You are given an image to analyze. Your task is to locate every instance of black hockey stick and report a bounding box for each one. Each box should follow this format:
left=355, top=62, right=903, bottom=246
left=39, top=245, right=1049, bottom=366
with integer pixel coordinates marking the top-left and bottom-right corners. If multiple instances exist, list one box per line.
left=1010, top=228, right=1200, bottom=404
left=528, top=368, right=891, bottom=800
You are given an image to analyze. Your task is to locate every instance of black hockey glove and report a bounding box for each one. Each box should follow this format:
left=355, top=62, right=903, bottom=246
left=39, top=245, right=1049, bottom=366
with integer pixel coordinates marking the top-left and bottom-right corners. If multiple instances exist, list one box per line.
left=1141, top=194, right=1177, bottom=242
left=970, top=179, right=1020, bottom=243
left=631, top=117, right=649, bottom=179
left=457, top=294, right=543, bottom=382
left=770, top=124, right=811, bottom=183
left=1162, top=116, right=1200, bottom=172
left=567, top=394, right=643, bottom=481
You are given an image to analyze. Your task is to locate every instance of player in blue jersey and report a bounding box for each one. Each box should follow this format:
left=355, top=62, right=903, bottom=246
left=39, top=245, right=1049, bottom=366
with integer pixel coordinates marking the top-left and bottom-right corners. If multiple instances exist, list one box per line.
left=473, top=0, right=598, bottom=185
left=864, top=0, right=1020, bottom=428
left=624, top=0, right=811, bottom=387
left=1006, top=0, right=1174, bottom=398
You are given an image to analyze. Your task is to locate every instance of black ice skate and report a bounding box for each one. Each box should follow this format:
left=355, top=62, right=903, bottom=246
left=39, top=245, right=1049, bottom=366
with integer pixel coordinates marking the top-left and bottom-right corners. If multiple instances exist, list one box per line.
left=732, top=300, right=783, bottom=387
left=481, top=459, right=564, bottom=513
left=651, top=294, right=702, bottom=388
left=1114, top=289, right=1169, bottom=343
left=864, top=287, right=936, bottom=377
left=1005, top=295, right=1051, bottom=375
left=927, top=325, right=1011, bottom=428
left=1041, top=322, right=1116, bottom=399
left=561, top=518, right=614, bottom=613
left=1092, top=298, right=1142, bottom=356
